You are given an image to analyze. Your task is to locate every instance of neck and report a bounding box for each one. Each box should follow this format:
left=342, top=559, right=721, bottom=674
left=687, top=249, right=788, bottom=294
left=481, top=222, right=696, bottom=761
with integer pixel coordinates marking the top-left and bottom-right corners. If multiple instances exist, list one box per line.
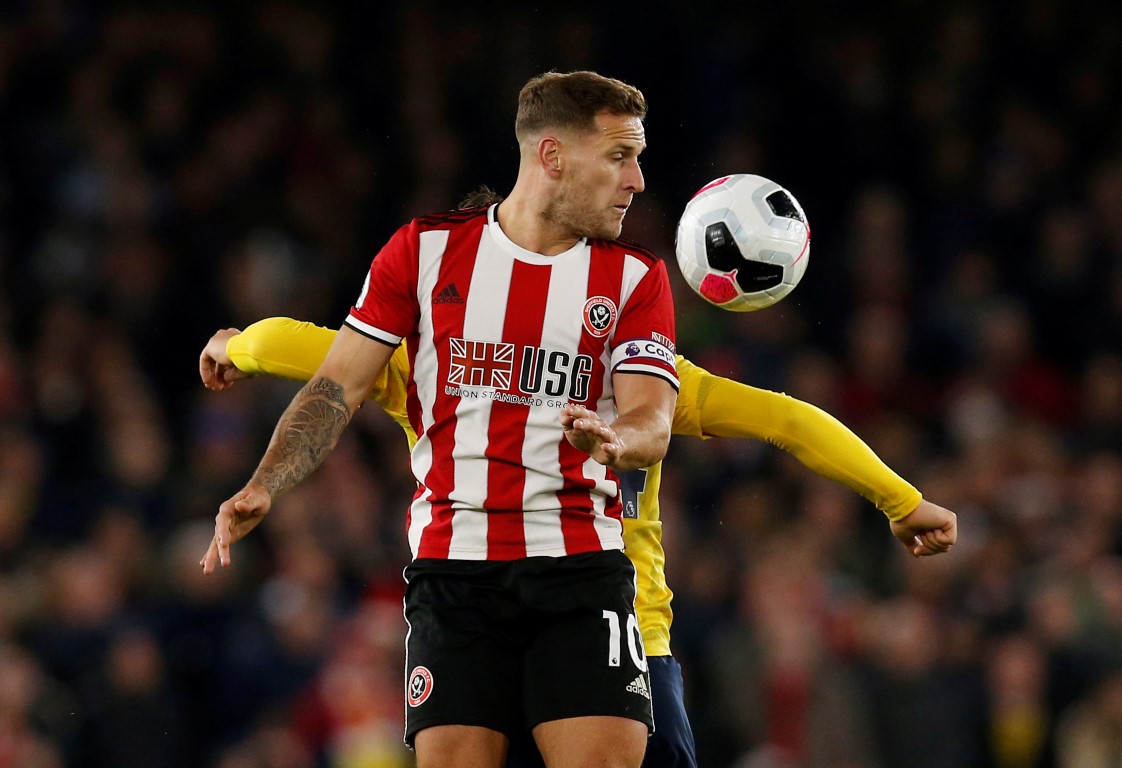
left=495, top=185, right=580, bottom=257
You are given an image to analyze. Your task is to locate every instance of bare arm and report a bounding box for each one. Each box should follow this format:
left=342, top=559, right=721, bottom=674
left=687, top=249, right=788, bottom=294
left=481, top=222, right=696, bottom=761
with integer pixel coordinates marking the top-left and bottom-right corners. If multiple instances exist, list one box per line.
left=561, top=373, right=676, bottom=472
left=251, top=375, right=353, bottom=497
left=201, top=325, right=396, bottom=572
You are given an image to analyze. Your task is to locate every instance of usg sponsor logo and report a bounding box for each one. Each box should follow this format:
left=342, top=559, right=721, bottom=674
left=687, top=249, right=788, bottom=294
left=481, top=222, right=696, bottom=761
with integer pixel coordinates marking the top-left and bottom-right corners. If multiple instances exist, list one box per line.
left=447, top=337, right=594, bottom=402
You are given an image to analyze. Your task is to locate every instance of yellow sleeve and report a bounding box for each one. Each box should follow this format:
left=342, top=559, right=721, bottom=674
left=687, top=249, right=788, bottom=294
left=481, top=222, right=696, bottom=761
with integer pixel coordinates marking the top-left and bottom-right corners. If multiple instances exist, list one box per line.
left=671, top=355, right=709, bottom=438
left=227, top=317, right=335, bottom=381
left=672, top=356, right=921, bottom=521
left=227, top=317, right=415, bottom=444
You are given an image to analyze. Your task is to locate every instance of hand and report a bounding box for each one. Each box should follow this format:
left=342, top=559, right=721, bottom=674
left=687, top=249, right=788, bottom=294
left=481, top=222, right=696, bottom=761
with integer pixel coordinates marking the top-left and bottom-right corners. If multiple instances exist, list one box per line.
left=889, top=499, right=957, bottom=558
left=560, top=403, right=624, bottom=467
left=200, top=482, right=272, bottom=573
left=199, top=328, right=250, bottom=391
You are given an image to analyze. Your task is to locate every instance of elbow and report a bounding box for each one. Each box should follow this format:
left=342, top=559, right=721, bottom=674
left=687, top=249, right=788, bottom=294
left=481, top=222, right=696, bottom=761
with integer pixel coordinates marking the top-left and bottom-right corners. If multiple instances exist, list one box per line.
left=618, top=422, right=670, bottom=472
left=647, top=423, right=671, bottom=465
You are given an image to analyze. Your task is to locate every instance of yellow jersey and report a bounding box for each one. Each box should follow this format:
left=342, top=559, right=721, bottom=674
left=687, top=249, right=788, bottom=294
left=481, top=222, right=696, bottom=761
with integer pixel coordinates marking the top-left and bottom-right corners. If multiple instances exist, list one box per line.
left=228, top=318, right=921, bottom=657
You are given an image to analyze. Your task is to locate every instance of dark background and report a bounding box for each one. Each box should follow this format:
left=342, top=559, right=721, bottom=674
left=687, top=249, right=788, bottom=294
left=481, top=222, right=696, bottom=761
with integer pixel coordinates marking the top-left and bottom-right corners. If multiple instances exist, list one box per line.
left=2, top=1, right=1122, bottom=766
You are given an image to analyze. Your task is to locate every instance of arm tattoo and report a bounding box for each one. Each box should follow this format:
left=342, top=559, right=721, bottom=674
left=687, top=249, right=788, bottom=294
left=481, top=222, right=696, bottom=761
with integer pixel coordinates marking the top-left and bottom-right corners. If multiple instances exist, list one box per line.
left=252, top=377, right=352, bottom=497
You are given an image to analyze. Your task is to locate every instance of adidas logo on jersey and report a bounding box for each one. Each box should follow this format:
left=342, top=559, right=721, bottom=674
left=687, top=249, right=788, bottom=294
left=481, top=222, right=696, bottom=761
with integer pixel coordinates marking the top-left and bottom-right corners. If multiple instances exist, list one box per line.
left=626, top=674, right=651, bottom=700
left=433, top=283, right=465, bottom=304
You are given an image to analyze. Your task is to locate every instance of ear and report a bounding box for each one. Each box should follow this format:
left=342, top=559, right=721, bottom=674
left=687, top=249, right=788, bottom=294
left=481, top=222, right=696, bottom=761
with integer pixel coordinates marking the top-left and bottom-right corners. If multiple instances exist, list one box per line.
left=537, top=137, right=563, bottom=179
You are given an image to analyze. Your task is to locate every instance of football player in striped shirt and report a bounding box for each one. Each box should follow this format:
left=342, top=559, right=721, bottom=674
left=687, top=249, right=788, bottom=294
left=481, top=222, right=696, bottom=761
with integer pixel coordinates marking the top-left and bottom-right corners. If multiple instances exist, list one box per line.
left=200, top=71, right=683, bottom=768
left=199, top=319, right=956, bottom=768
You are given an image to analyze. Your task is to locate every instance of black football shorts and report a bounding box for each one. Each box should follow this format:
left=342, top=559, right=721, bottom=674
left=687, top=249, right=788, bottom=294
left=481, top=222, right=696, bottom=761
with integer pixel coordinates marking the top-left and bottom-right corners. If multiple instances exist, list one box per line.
left=402, top=550, right=654, bottom=745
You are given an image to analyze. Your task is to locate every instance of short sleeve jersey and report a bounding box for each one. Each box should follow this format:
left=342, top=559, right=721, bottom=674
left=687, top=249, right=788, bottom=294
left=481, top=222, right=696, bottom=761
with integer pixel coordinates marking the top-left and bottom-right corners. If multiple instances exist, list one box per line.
left=346, top=205, right=679, bottom=561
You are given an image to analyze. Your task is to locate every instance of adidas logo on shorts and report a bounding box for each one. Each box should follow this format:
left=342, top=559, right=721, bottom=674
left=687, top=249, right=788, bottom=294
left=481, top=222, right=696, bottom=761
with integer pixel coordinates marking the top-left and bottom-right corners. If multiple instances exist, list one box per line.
left=626, top=674, right=651, bottom=700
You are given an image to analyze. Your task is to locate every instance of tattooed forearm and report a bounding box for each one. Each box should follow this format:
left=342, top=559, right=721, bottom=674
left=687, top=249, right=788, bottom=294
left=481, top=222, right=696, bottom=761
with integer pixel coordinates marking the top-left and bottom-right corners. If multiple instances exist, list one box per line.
left=252, top=377, right=352, bottom=497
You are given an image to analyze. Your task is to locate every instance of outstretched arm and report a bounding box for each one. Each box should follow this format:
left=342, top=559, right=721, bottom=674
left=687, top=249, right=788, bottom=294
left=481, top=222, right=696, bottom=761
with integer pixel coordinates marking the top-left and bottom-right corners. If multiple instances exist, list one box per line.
left=201, top=325, right=396, bottom=573
left=199, top=318, right=338, bottom=390
left=676, top=357, right=955, bottom=557
left=198, top=318, right=415, bottom=439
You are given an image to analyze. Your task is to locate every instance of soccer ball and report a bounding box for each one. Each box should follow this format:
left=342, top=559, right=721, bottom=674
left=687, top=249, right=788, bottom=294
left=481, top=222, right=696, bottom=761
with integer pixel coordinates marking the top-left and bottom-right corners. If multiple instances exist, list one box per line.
left=675, top=174, right=810, bottom=312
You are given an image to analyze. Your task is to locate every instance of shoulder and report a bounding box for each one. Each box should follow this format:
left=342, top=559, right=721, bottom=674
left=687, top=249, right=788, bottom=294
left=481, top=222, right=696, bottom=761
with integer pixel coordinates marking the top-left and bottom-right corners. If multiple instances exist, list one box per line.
left=591, top=237, right=664, bottom=269
left=413, top=205, right=490, bottom=231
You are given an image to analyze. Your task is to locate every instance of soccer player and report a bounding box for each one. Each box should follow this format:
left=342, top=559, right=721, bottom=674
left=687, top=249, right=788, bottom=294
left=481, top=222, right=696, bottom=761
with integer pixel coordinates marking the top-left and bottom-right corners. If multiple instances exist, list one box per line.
left=201, top=71, right=681, bottom=768
left=199, top=319, right=957, bottom=768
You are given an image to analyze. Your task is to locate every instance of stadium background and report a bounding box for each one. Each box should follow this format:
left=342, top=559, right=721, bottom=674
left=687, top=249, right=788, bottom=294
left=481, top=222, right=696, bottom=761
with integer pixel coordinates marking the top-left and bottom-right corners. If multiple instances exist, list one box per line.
left=2, top=1, right=1122, bottom=766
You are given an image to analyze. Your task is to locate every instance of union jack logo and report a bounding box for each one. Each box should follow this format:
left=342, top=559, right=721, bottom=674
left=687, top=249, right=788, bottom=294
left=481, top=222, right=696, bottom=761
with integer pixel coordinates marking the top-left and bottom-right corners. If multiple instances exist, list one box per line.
left=448, top=338, right=514, bottom=389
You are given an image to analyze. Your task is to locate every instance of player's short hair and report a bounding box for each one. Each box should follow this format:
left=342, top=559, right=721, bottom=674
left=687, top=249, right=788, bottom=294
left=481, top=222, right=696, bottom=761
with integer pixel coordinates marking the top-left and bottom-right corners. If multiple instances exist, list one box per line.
left=515, top=71, right=647, bottom=143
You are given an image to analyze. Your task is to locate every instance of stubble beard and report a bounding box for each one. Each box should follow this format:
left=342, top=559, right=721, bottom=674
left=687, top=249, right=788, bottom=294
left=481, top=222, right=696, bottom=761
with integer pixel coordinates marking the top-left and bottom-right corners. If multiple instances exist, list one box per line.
left=543, top=181, right=621, bottom=241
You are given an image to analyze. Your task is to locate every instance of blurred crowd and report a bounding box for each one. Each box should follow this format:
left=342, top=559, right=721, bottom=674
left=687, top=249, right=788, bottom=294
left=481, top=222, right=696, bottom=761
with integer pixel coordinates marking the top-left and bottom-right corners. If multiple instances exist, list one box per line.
left=2, top=1, right=1122, bottom=766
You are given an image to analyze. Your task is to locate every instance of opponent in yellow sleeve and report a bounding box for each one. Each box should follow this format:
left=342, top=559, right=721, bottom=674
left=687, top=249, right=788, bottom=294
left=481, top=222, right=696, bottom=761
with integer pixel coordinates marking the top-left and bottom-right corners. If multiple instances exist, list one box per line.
left=199, top=318, right=956, bottom=768
left=204, top=317, right=954, bottom=652
left=224, top=318, right=415, bottom=442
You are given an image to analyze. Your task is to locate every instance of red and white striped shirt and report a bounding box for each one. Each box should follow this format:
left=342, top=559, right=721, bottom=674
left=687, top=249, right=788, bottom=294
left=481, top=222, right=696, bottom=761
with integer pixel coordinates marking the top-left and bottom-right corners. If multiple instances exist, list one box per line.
left=347, top=205, right=678, bottom=560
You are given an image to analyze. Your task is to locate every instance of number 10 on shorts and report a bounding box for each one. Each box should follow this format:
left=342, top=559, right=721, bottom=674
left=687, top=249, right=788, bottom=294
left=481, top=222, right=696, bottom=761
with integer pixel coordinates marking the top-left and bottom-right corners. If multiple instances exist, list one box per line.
left=602, top=610, right=647, bottom=671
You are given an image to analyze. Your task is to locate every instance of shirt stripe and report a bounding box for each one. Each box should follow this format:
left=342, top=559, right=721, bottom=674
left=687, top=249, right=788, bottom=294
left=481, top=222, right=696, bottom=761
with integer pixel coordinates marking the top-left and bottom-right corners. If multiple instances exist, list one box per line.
left=484, top=259, right=551, bottom=558
left=408, top=229, right=451, bottom=557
